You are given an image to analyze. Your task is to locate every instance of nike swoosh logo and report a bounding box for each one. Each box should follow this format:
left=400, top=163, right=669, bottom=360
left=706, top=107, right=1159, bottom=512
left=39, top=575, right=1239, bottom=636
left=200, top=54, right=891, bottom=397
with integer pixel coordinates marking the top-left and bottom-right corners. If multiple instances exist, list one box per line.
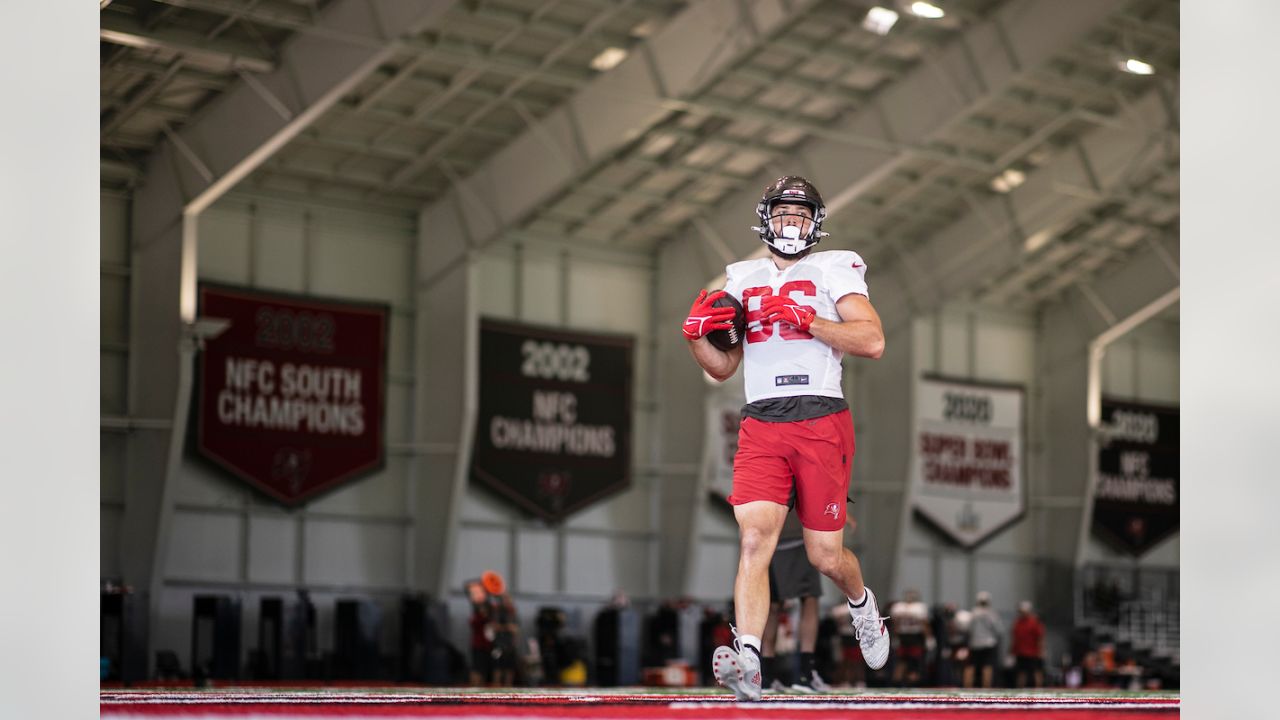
left=684, top=318, right=700, bottom=326
left=851, top=263, right=863, bottom=269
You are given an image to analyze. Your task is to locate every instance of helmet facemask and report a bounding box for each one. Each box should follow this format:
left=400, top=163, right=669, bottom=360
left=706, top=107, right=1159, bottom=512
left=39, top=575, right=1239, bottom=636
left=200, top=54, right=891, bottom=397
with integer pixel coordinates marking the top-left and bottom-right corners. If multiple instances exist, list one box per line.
left=767, top=203, right=817, bottom=255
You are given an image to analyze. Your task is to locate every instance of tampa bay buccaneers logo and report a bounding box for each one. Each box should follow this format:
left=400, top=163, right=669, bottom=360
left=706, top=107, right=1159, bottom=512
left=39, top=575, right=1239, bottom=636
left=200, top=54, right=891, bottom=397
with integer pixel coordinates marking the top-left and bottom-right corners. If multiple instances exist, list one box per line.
left=824, top=502, right=841, bottom=520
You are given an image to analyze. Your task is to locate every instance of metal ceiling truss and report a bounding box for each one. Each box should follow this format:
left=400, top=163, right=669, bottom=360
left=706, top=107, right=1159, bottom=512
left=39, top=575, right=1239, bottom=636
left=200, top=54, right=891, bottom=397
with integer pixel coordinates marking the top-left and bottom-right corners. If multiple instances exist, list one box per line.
left=103, top=0, right=628, bottom=187
left=385, top=1, right=644, bottom=192
left=101, top=12, right=277, bottom=73
left=672, top=0, right=1124, bottom=268
left=873, top=87, right=1176, bottom=326
left=416, top=0, right=825, bottom=268
left=570, top=0, right=998, bottom=250
left=104, top=0, right=1177, bottom=287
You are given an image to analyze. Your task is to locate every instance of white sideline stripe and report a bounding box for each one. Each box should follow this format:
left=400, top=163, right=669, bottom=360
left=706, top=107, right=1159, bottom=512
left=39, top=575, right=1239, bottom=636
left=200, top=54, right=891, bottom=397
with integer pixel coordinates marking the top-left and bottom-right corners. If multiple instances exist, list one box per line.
left=674, top=700, right=1181, bottom=710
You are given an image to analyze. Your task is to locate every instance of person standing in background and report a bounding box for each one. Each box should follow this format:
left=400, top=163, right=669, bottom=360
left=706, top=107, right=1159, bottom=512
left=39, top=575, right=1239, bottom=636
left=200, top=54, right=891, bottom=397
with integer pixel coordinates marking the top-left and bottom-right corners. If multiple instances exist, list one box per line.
left=888, top=589, right=931, bottom=687
left=466, top=581, right=493, bottom=686
left=967, top=591, right=1003, bottom=688
left=938, top=602, right=971, bottom=687
left=1012, top=600, right=1046, bottom=688
left=490, top=593, right=520, bottom=686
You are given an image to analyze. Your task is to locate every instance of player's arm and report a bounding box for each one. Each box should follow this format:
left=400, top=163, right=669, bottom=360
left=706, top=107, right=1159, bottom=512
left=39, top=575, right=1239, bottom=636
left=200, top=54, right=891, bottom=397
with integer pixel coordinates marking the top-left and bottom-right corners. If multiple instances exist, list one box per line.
left=808, top=293, right=885, bottom=359
left=682, top=289, right=742, bottom=381
left=687, top=334, right=743, bottom=382
left=761, top=291, right=884, bottom=358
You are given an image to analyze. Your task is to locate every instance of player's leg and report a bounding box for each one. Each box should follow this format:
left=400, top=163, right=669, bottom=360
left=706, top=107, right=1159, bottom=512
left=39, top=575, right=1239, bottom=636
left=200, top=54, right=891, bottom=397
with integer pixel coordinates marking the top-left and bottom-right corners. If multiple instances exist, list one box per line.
left=799, top=529, right=862, bottom=599
left=716, top=417, right=794, bottom=700
left=798, top=595, right=819, bottom=654
left=790, top=595, right=830, bottom=693
left=791, top=410, right=889, bottom=670
left=762, top=602, right=780, bottom=656
left=712, top=500, right=785, bottom=701
left=892, top=648, right=907, bottom=684
left=761, top=597, right=784, bottom=692
left=732, top=500, right=788, bottom=643
left=713, top=498, right=786, bottom=700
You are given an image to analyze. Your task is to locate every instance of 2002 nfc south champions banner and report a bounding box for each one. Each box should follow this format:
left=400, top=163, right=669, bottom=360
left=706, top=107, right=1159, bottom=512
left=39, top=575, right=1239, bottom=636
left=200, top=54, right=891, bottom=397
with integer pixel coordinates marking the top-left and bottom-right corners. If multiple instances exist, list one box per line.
left=195, top=284, right=388, bottom=506
left=470, top=319, right=633, bottom=523
left=910, top=376, right=1025, bottom=547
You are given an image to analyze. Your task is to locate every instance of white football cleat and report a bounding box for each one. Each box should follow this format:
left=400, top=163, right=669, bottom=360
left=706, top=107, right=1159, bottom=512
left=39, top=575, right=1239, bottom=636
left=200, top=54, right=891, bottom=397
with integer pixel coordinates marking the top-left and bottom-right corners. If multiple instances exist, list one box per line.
left=850, top=587, right=891, bottom=670
left=712, top=638, right=763, bottom=702
left=789, top=669, right=831, bottom=694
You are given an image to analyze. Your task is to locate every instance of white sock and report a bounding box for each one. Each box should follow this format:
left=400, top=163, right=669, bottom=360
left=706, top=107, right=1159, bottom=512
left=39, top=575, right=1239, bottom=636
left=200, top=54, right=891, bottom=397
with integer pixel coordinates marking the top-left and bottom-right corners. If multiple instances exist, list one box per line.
left=848, top=589, right=868, bottom=609
left=739, top=634, right=762, bottom=657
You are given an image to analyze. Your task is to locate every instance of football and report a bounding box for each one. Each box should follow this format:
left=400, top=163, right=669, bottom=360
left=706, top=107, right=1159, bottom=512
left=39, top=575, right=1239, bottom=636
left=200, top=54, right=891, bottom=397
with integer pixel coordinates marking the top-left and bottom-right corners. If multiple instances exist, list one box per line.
left=705, top=292, right=746, bottom=352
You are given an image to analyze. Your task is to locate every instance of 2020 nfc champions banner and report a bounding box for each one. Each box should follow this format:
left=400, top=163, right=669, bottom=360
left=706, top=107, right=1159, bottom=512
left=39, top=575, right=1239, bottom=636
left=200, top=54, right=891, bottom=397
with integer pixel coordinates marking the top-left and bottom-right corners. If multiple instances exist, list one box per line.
left=1091, top=399, right=1179, bottom=556
left=910, top=376, right=1025, bottom=547
left=471, top=319, right=633, bottom=523
left=195, top=284, right=388, bottom=506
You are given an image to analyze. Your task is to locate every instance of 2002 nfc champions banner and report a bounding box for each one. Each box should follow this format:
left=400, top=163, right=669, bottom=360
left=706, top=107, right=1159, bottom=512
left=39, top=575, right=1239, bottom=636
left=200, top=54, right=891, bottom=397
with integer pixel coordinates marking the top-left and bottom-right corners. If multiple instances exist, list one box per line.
left=196, top=284, right=388, bottom=506
left=910, top=376, right=1025, bottom=547
left=471, top=319, right=633, bottom=523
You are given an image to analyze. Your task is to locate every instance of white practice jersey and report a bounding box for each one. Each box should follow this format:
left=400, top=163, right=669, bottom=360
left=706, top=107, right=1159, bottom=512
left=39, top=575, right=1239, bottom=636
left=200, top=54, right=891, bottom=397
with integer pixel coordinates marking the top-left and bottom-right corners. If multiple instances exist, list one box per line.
left=724, top=250, right=869, bottom=404
left=889, top=600, right=930, bottom=635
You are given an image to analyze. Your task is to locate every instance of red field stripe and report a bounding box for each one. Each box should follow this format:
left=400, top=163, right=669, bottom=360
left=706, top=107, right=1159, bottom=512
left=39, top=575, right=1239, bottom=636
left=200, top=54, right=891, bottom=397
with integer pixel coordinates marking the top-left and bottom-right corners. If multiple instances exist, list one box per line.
left=99, top=692, right=1179, bottom=707
left=101, top=689, right=1179, bottom=719
left=101, top=705, right=1177, bottom=720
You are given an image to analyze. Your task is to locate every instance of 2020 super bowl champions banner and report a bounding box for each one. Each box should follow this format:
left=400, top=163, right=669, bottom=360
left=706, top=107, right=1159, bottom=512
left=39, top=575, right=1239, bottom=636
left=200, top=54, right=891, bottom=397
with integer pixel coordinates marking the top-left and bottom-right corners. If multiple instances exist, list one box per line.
left=195, top=284, right=388, bottom=506
left=910, top=376, right=1025, bottom=547
left=470, top=319, right=634, bottom=523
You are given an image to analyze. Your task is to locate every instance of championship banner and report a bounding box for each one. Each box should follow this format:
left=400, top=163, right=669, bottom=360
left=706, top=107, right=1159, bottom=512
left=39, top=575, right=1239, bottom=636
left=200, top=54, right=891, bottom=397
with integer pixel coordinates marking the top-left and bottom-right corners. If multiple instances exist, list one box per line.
left=910, top=376, right=1025, bottom=547
left=195, top=284, right=388, bottom=506
left=702, top=377, right=746, bottom=511
left=1091, top=399, right=1179, bottom=555
left=471, top=319, right=633, bottom=522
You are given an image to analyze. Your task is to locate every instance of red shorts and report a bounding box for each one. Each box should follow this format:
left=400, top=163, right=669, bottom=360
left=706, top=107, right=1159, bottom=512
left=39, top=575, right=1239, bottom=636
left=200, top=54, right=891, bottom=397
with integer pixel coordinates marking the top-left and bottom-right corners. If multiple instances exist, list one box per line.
left=729, top=410, right=855, bottom=531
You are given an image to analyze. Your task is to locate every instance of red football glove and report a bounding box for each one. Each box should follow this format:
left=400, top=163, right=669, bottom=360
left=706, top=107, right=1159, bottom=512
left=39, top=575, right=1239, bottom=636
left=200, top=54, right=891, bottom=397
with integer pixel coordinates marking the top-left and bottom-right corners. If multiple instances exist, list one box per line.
left=682, top=289, right=737, bottom=340
left=761, top=294, right=816, bottom=331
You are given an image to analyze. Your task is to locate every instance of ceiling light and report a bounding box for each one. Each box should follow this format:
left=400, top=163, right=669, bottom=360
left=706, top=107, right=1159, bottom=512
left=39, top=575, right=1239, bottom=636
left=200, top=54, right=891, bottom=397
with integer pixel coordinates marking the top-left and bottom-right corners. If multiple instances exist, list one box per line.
left=989, top=168, right=1025, bottom=194
left=863, top=7, right=899, bottom=35
left=1119, top=57, right=1154, bottom=75
left=590, top=47, right=628, bottom=72
left=909, top=2, right=946, bottom=19
left=1022, top=228, right=1054, bottom=254
left=630, top=19, right=658, bottom=38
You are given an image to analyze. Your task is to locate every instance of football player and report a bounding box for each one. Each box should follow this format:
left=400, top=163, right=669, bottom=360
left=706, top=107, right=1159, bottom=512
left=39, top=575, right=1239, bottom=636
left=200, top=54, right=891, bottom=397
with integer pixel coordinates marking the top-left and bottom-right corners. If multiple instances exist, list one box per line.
left=683, top=176, right=890, bottom=701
